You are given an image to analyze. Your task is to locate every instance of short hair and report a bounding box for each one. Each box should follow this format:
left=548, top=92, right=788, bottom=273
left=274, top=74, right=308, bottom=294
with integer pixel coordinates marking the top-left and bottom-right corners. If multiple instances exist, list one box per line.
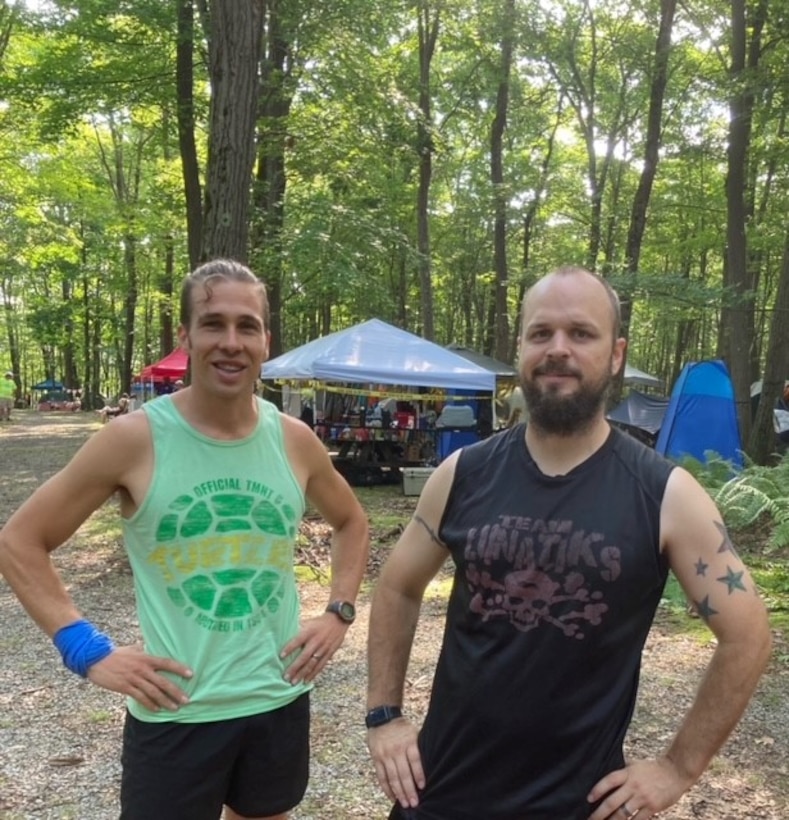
left=523, top=265, right=621, bottom=338
left=179, top=259, right=269, bottom=330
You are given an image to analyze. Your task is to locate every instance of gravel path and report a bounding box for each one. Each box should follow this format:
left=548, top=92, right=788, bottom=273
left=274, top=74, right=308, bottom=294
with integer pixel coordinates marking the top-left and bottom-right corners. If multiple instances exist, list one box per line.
left=0, top=411, right=787, bottom=819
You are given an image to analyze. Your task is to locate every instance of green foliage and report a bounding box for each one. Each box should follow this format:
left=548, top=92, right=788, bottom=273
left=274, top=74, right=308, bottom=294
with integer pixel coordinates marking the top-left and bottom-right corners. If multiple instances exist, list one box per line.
left=684, top=452, right=789, bottom=551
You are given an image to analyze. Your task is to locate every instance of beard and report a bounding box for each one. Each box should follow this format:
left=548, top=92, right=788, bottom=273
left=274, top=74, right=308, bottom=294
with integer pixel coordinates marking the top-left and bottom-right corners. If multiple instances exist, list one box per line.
left=521, top=362, right=612, bottom=436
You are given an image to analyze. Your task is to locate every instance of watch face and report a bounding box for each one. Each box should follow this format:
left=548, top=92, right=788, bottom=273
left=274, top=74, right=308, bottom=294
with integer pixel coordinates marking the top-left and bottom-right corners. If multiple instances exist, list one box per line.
left=329, top=600, right=356, bottom=622
left=338, top=601, right=356, bottom=621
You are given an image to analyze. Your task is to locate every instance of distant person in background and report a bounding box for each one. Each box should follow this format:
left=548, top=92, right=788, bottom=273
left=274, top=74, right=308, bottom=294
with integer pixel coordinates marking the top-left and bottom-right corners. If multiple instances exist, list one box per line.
left=66, top=390, right=82, bottom=412
left=158, top=376, right=175, bottom=396
left=778, top=384, right=789, bottom=412
left=0, top=371, right=15, bottom=421
left=174, top=379, right=185, bottom=392
left=96, top=393, right=130, bottom=423
left=776, top=384, right=789, bottom=447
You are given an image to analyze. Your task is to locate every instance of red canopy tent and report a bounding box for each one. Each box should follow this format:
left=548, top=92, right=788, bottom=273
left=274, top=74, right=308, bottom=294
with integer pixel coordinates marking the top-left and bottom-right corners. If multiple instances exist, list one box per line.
left=138, top=348, right=189, bottom=381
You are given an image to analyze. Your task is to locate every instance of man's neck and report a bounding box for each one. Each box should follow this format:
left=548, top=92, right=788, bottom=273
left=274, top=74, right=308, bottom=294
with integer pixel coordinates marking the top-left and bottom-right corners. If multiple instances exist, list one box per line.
left=173, top=389, right=260, bottom=440
left=524, top=417, right=611, bottom=477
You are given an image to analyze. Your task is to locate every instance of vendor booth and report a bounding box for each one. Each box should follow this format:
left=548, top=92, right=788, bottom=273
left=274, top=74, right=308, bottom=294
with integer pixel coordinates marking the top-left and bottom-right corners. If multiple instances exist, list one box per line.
left=139, top=348, right=188, bottom=381
left=134, top=349, right=189, bottom=399
left=261, top=320, right=497, bottom=486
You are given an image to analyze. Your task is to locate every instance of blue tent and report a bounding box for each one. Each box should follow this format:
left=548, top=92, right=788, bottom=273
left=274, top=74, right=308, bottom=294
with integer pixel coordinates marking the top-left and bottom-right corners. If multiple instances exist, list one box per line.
left=655, top=360, right=743, bottom=468
left=32, top=378, right=65, bottom=391
left=260, top=319, right=496, bottom=392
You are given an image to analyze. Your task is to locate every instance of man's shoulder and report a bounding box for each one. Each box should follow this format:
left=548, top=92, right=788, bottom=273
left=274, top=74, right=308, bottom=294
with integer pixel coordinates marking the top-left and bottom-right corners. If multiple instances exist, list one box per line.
left=96, top=406, right=152, bottom=450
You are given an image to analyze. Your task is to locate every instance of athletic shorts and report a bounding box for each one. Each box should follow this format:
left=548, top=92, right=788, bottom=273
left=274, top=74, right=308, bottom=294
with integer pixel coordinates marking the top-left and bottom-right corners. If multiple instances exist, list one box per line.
left=120, top=693, right=310, bottom=820
left=389, top=805, right=420, bottom=819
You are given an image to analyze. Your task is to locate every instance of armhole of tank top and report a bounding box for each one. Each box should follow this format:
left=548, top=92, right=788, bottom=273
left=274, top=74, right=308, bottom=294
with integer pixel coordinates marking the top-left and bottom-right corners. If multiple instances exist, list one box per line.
left=124, top=401, right=164, bottom=525
left=259, top=398, right=307, bottom=510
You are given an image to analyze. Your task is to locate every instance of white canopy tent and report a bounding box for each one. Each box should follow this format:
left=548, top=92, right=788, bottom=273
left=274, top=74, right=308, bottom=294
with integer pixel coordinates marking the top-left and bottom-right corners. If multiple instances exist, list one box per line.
left=261, top=319, right=496, bottom=392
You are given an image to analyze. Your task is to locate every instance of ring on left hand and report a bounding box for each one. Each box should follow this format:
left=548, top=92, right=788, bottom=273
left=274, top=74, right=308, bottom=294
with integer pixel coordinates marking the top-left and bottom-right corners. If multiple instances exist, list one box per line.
left=312, top=653, right=322, bottom=660
left=621, top=805, right=640, bottom=820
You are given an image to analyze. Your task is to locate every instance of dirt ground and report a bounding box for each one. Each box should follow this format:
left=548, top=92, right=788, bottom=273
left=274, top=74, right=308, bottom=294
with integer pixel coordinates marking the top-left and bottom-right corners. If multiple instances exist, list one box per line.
left=0, top=410, right=788, bottom=819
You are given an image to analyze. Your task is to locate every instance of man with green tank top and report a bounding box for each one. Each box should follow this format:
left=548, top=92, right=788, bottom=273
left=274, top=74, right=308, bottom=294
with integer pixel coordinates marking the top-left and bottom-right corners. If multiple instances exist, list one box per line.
left=0, top=259, right=370, bottom=820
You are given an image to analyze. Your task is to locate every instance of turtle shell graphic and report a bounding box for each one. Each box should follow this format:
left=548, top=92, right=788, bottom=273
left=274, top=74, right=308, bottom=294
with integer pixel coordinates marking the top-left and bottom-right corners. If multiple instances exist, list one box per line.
left=157, top=492, right=297, bottom=621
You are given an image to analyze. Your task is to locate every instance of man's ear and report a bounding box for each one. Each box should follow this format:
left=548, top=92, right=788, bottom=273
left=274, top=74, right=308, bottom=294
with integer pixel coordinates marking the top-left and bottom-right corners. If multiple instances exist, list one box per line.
left=611, top=337, right=627, bottom=375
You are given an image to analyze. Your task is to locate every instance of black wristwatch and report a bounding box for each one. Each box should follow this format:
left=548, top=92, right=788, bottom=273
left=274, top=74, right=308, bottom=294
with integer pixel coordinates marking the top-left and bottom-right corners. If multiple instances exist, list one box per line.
left=326, top=600, right=356, bottom=624
left=365, top=705, right=403, bottom=729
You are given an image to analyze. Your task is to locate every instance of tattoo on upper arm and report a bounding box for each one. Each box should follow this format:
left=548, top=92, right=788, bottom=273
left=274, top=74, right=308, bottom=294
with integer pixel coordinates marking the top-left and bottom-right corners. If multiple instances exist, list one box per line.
left=688, top=522, right=749, bottom=620
left=413, top=514, right=444, bottom=548
left=693, top=594, right=719, bottom=622
left=714, top=520, right=740, bottom=558
left=717, top=565, right=747, bottom=594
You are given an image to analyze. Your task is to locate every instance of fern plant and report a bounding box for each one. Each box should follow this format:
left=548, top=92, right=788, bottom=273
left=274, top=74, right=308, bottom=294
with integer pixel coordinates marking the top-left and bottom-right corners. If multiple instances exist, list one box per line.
left=684, top=451, right=789, bottom=551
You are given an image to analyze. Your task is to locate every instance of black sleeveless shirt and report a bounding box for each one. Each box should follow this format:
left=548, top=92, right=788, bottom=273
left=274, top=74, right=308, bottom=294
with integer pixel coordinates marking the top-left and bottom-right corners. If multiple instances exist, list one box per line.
left=412, top=425, right=674, bottom=820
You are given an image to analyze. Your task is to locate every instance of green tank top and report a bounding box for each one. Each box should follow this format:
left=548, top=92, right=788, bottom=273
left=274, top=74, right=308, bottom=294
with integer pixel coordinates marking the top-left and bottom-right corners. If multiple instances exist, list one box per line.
left=122, top=395, right=310, bottom=722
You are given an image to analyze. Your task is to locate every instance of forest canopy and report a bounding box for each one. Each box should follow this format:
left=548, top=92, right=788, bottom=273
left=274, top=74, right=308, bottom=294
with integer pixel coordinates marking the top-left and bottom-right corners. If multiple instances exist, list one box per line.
left=0, top=0, right=787, bottom=461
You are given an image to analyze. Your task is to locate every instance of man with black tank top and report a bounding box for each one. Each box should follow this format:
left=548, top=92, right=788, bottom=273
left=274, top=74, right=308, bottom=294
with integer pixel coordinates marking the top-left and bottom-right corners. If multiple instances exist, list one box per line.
left=366, top=266, right=771, bottom=820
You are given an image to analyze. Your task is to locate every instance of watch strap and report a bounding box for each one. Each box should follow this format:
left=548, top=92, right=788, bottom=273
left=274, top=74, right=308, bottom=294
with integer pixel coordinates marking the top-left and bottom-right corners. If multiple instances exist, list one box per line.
left=365, top=704, right=403, bottom=729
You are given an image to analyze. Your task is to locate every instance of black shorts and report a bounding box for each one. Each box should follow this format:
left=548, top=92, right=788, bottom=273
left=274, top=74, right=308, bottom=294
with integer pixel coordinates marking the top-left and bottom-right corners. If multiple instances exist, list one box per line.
left=120, top=693, right=310, bottom=820
left=389, top=805, right=420, bottom=819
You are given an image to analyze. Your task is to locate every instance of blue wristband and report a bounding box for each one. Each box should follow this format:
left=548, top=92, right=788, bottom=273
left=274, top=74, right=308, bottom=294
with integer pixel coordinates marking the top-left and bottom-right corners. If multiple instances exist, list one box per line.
left=52, top=619, right=116, bottom=678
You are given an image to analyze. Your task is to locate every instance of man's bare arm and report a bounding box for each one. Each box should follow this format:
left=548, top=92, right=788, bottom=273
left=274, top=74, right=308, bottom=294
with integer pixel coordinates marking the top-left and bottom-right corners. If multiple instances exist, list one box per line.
left=366, top=457, right=456, bottom=810
left=588, top=467, right=771, bottom=819
left=0, top=414, right=193, bottom=708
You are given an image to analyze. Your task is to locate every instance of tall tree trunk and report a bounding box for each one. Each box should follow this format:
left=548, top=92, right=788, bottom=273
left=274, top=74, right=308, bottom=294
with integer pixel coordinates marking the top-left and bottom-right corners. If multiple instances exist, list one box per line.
left=202, top=0, right=264, bottom=262
left=122, top=235, right=138, bottom=392
left=516, top=108, right=561, bottom=360
left=615, top=0, right=676, bottom=400
left=250, top=0, right=293, bottom=361
left=491, top=0, right=515, bottom=363
left=749, top=230, right=789, bottom=463
left=722, top=0, right=766, bottom=446
left=160, top=239, right=175, bottom=353
left=175, top=0, right=203, bottom=269
left=94, top=118, right=149, bottom=393
left=416, top=1, right=439, bottom=339
left=621, top=1, right=674, bottom=272
left=61, top=274, right=79, bottom=387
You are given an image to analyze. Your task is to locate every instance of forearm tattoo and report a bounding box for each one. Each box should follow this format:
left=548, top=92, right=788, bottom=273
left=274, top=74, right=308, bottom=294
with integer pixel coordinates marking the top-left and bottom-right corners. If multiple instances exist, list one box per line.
left=413, top=514, right=444, bottom=548
left=691, top=520, right=749, bottom=622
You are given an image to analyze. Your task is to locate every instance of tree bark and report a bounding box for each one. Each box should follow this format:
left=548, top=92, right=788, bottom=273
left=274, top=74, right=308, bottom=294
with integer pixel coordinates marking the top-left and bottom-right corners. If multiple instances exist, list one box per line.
left=722, top=0, right=766, bottom=446
left=175, top=0, right=203, bottom=269
left=615, top=0, right=676, bottom=401
left=250, top=0, right=294, bottom=360
left=749, top=229, right=789, bottom=463
left=491, top=0, right=515, bottom=363
left=202, top=0, right=264, bottom=262
left=416, top=1, right=439, bottom=339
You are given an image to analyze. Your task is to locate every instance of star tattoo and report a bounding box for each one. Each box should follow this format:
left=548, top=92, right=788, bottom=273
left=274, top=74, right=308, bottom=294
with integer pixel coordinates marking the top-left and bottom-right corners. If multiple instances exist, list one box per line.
left=717, top=565, right=746, bottom=594
left=694, top=558, right=709, bottom=576
left=714, top=520, right=739, bottom=557
left=694, top=595, right=719, bottom=622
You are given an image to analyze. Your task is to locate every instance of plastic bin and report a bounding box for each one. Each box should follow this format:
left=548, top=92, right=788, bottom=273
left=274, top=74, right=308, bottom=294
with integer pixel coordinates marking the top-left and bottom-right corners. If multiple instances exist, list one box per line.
left=402, top=467, right=435, bottom=496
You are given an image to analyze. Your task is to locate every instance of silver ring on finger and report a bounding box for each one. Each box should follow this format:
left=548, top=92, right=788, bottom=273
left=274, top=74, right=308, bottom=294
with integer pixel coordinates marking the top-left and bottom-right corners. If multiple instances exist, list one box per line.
left=621, top=806, right=640, bottom=820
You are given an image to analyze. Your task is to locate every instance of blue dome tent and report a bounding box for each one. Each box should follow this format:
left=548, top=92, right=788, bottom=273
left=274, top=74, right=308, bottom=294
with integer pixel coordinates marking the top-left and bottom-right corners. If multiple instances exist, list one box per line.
left=655, top=360, right=743, bottom=469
